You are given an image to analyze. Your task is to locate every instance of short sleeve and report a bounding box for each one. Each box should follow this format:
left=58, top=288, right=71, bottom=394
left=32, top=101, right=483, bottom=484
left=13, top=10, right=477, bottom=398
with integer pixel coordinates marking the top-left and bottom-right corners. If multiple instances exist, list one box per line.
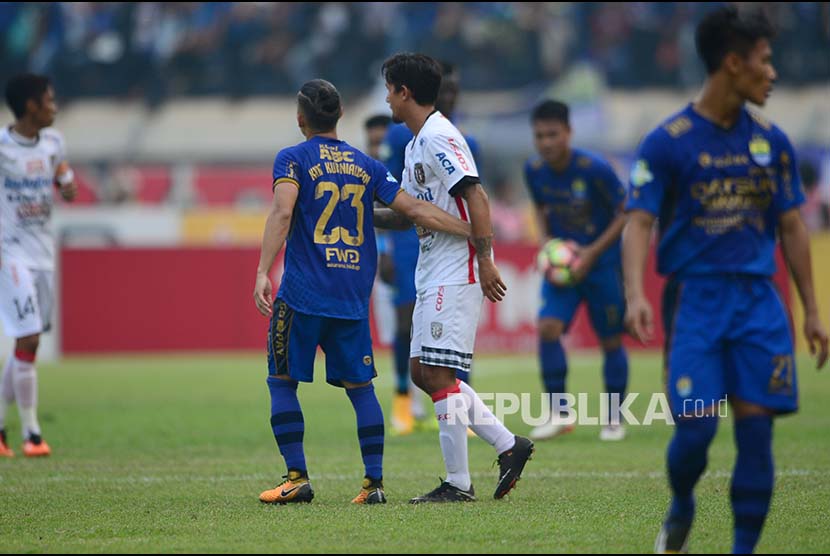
left=423, top=131, right=479, bottom=196
left=372, top=159, right=402, bottom=206
left=771, top=131, right=805, bottom=214
left=625, top=130, right=673, bottom=216
left=272, top=148, right=301, bottom=190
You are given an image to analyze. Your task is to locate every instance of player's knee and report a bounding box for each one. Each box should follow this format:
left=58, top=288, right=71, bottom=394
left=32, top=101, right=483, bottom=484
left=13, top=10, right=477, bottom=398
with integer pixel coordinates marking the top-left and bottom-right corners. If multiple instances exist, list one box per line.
left=15, top=334, right=39, bottom=356
left=539, top=319, right=564, bottom=342
left=343, top=380, right=372, bottom=389
left=730, top=397, right=775, bottom=419
left=419, top=365, right=456, bottom=394
left=600, top=335, right=623, bottom=352
left=410, top=359, right=426, bottom=391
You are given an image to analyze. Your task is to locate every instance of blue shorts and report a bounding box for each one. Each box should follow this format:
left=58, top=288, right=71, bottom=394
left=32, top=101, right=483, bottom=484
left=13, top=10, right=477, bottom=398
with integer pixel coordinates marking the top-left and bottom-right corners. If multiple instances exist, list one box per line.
left=539, top=264, right=625, bottom=339
left=267, top=298, right=377, bottom=387
left=390, top=229, right=419, bottom=306
left=662, top=275, right=798, bottom=418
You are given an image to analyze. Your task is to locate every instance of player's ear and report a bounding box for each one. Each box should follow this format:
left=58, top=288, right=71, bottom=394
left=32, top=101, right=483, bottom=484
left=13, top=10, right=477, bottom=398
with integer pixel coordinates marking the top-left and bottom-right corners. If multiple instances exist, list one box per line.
left=723, top=51, right=743, bottom=76
left=297, top=111, right=306, bottom=132
left=25, top=97, right=40, bottom=116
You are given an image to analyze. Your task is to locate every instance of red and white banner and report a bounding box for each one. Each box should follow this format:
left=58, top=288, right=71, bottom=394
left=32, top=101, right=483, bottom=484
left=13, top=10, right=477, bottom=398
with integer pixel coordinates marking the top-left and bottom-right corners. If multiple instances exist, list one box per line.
left=61, top=244, right=790, bottom=354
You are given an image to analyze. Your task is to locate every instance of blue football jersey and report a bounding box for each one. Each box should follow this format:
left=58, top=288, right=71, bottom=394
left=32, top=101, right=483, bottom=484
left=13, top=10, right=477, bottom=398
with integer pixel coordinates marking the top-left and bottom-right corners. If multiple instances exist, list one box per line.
left=626, top=104, right=804, bottom=278
left=273, top=136, right=401, bottom=319
left=524, top=148, right=626, bottom=268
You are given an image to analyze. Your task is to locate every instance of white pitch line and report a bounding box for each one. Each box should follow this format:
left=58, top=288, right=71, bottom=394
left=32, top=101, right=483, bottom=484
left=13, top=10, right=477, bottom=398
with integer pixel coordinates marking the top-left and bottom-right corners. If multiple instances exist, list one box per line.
left=0, top=468, right=824, bottom=486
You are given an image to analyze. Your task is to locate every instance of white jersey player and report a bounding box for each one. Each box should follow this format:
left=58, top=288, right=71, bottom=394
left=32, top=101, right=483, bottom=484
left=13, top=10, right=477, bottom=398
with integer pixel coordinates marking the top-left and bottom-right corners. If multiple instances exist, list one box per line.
left=378, top=53, right=533, bottom=504
left=0, top=74, right=76, bottom=458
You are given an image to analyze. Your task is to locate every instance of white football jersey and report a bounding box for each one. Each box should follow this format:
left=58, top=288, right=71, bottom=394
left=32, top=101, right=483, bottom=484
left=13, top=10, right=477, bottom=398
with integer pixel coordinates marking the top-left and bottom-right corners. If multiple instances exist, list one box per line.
left=402, top=111, right=482, bottom=291
left=0, top=126, right=66, bottom=270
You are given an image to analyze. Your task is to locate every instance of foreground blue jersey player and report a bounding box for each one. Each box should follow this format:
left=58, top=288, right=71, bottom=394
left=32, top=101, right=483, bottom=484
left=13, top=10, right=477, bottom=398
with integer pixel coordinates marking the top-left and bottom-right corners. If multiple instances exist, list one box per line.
left=253, top=79, right=471, bottom=506
left=524, top=99, right=629, bottom=443
left=623, top=7, right=829, bottom=553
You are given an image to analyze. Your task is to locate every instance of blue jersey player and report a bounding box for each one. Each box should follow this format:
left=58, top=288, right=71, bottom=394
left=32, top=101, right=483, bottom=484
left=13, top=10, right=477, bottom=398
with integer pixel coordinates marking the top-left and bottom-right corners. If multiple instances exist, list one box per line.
left=623, top=7, right=828, bottom=553
left=380, top=61, right=482, bottom=435
left=253, top=79, right=472, bottom=506
left=524, top=100, right=629, bottom=442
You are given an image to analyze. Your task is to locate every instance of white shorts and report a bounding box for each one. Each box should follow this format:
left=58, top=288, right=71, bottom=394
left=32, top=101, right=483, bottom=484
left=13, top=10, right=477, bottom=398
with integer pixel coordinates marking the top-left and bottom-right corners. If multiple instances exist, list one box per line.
left=0, top=258, right=54, bottom=338
left=410, top=283, right=483, bottom=373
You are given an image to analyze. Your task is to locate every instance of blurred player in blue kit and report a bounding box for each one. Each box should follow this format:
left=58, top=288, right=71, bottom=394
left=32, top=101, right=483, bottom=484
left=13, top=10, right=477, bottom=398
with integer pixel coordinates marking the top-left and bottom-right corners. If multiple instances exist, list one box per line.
left=623, top=7, right=829, bottom=553
left=524, top=100, right=629, bottom=442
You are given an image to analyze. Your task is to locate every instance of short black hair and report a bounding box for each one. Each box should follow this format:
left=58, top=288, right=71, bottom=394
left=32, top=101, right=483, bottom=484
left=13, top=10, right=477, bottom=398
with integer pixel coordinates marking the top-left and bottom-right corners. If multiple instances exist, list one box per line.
left=382, top=53, right=442, bottom=106
left=531, top=100, right=570, bottom=126
left=440, top=61, right=457, bottom=78
left=695, top=6, right=776, bottom=74
left=5, top=73, right=51, bottom=119
left=297, top=79, right=342, bottom=133
left=364, top=114, right=392, bottom=130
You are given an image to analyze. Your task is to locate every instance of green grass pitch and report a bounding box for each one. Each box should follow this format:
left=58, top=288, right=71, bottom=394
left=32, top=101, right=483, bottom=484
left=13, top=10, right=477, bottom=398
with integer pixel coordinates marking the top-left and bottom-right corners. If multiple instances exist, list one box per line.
left=1, top=352, right=828, bottom=553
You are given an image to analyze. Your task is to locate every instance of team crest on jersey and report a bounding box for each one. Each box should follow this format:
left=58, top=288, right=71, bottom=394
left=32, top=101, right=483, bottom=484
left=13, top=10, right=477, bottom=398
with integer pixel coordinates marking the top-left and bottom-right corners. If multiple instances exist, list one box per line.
left=676, top=376, right=692, bottom=398
left=363, top=355, right=373, bottom=366
left=26, top=159, right=45, bottom=174
left=430, top=322, right=443, bottom=340
left=630, top=160, right=653, bottom=187
left=571, top=179, right=587, bottom=199
left=749, top=136, right=771, bottom=166
left=414, top=163, right=426, bottom=184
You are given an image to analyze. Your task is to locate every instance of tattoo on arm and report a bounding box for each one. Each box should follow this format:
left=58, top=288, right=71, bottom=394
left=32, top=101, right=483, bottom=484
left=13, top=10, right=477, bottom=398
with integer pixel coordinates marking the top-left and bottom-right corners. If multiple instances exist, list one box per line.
left=473, top=235, right=492, bottom=258
left=374, top=208, right=413, bottom=230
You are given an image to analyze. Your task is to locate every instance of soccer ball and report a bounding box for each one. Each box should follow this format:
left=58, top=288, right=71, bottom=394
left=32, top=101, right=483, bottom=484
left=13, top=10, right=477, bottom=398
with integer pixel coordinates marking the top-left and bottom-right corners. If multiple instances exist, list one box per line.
left=537, top=238, right=581, bottom=286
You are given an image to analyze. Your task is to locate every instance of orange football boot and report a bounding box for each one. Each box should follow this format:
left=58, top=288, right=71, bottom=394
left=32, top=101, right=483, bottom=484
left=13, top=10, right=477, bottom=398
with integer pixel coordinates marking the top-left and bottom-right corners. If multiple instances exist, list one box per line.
left=23, top=434, right=51, bottom=457
left=259, top=470, right=314, bottom=504
left=0, top=430, right=14, bottom=457
left=351, top=477, right=387, bottom=504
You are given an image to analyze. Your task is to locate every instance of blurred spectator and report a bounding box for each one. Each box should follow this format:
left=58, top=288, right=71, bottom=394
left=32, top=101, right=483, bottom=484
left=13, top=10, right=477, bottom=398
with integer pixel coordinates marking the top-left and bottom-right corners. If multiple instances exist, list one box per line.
left=800, top=159, right=830, bottom=232
left=490, top=177, right=533, bottom=243
left=1, top=2, right=827, bottom=102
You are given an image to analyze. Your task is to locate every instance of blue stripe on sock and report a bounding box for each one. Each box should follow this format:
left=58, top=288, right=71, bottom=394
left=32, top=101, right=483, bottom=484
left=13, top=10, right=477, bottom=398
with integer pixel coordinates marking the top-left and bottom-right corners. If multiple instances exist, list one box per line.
left=267, top=376, right=306, bottom=474
left=346, top=384, right=384, bottom=480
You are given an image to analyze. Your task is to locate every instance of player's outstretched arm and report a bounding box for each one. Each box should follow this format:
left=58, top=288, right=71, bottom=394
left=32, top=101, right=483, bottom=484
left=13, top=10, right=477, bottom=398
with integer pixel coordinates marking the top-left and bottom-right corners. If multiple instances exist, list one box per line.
left=622, top=210, right=655, bottom=344
left=386, top=191, right=471, bottom=238
left=254, top=182, right=298, bottom=317
left=779, top=208, right=829, bottom=369
left=373, top=206, right=414, bottom=230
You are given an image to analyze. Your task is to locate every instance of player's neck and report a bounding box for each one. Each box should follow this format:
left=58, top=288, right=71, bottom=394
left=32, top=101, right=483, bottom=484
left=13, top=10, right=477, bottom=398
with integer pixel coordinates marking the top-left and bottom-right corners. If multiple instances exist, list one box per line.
left=308, top=129, right=338, bottom=141
left=694, top=79, right=745, bottom=129
left=405, top=105, right=437, bottom=137
left=11, top=119, right=40, bottom=140
left=549, top=148, right=572, bottom=173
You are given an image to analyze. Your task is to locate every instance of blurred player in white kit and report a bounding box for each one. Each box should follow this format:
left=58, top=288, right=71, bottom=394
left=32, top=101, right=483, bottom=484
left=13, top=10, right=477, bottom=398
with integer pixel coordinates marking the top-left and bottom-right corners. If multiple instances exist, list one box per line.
left=0, top=73, right=77, bottom=457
